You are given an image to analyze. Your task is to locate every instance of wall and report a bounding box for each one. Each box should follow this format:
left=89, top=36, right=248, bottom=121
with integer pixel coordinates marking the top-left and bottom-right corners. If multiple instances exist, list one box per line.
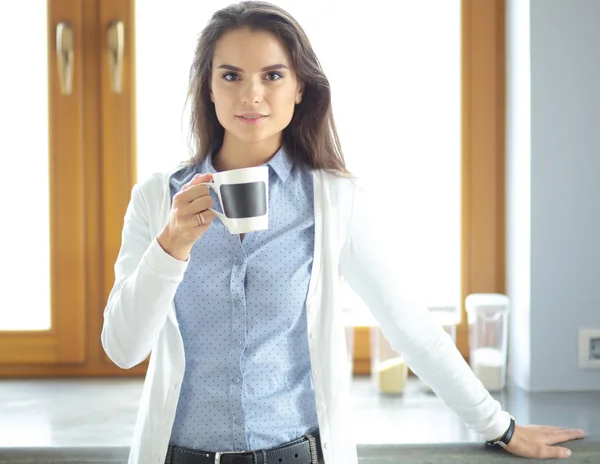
left=506, top=0, right=600, bottom=391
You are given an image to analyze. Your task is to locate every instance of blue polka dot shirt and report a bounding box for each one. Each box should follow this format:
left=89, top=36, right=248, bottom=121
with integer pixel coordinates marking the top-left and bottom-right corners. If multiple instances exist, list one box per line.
left=168, top=147, right=319, bottom=452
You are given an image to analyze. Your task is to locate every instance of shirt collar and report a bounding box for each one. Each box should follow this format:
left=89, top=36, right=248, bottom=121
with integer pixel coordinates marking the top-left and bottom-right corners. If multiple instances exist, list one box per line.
left=202, top=145, right=294, bottom=183
left=266, top=146, right=294, bottom=183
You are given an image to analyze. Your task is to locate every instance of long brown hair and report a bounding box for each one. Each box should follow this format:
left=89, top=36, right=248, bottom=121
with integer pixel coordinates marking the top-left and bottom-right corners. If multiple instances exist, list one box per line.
left=186, top=1, right=348, bottom=173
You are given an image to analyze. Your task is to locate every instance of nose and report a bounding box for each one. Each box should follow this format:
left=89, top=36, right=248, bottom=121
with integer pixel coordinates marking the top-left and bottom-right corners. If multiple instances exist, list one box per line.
left=240, top=76, right=264, bottom=104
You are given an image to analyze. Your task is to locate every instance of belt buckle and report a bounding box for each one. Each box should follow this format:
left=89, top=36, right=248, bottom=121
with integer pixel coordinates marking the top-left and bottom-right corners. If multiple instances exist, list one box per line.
left=214, top=450, right=241, bottom=463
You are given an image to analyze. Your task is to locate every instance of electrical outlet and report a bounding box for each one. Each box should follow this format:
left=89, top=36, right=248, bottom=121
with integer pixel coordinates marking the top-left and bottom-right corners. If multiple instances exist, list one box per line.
left=578, top=328, right=600, bottom=369
left=591, top=337, right=600, bottom=360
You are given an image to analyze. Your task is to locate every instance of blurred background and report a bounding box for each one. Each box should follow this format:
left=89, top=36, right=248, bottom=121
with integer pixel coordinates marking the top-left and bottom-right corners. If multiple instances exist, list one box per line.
left=0, top=0, right=599, bottom=460
left=1, top=0, right=464, bottom=377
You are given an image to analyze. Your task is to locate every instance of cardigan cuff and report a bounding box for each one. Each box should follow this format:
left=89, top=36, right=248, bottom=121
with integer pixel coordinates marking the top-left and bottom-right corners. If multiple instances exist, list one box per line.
left=143, top=237, right=189, bottom=282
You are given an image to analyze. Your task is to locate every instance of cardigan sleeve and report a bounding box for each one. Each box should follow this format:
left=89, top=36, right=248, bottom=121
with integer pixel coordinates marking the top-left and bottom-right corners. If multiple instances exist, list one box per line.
left=101, top=182, right=188, bottom=369
left=338, top=180, right=512, bottom=442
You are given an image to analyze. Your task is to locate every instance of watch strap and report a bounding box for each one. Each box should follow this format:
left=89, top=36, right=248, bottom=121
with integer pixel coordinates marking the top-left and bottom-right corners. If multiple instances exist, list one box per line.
left=485, top=416, right=516, bottom=449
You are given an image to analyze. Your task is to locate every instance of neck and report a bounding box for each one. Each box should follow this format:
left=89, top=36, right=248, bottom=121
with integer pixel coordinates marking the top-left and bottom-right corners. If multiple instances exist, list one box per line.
left=213, top=132, right=282, bottom=171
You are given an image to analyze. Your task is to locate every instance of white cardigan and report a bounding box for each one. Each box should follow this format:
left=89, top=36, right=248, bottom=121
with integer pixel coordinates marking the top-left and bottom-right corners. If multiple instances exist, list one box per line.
left=101, top=167, right=512, bottom=464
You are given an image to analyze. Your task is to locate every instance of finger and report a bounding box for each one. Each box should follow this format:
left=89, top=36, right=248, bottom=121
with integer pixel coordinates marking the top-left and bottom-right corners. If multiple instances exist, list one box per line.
left=189, top=172, right=213, bottom=186
left=189, top=209, right=215, bottom=228
left=180, top=195, right=214, bottom=216
left=547, top=429, right=586, bottom=445
left=175, top=183, right=212, bottom=204
left=525, top=424, right=585, bottom=438
left=181, top=173, right=213, bottom=192
left=540, top=445, right=572, bottom=459
left=193, top=172, right=213, bottom=180
left=537, top=425, right=577, bottom=432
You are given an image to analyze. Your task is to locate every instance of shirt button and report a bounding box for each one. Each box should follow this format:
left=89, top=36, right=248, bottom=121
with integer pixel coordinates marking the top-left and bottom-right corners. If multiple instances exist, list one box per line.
left=317, top=404, right=325, bottom=412
left=314, top=369, right=322, bottom=376
left=233, top=377, right=240, bottom=384
left=235, top=418, right=243, bottom=425
left=309, top=334, right=315, bottom=340
left=237, top=340, right=243, bottom=346
left=235, top=258, right=244, bottom=266
left=323, top=442, right=329, bottom=449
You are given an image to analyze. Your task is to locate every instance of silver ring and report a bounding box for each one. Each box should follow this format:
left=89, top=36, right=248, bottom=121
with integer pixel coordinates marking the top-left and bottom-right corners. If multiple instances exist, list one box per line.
left=196, top=212, right=205, bottom=226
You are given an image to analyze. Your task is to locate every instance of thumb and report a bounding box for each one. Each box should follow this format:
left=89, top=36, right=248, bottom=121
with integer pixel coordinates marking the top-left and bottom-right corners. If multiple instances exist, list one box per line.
left=545, top=446, right=572, bottom=459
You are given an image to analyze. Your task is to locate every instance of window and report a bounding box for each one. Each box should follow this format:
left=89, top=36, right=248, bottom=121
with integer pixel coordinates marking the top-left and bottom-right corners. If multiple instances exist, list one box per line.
left=135, top=0, right=462, bottom=321
left=0, top=1, right=51, bottom=331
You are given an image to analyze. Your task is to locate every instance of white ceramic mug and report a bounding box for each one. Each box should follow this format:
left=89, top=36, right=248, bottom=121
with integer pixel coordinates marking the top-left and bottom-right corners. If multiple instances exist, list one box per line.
left=197, top=165, right=269, bottom=234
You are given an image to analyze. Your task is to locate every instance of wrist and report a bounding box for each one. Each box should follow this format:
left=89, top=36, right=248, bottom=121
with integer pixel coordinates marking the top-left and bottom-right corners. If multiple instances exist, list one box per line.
left=157, top=229, right=190, bottom=262
left=486, top=416, right=516, bottom=449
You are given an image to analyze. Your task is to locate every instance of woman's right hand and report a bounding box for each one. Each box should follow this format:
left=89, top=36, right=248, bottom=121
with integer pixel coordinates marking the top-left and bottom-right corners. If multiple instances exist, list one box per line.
left=157, top=172, right=216, bottom=261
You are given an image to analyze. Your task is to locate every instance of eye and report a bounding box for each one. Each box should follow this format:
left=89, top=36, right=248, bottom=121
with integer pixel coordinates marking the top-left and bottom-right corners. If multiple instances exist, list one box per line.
left=222, top=72, right=239, bottom=81
left=265, top=71, right=283, bottom=81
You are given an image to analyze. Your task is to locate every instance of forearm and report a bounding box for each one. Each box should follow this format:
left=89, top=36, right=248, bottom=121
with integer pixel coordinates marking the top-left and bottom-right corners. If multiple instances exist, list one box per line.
left=339, top=182, right=512, bottom=441
left=101, top=238, right=187, bottom=368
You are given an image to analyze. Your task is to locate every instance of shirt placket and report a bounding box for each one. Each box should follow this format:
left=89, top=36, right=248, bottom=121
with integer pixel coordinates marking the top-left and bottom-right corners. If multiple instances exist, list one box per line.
left=229, top=248, right=248, bottom=449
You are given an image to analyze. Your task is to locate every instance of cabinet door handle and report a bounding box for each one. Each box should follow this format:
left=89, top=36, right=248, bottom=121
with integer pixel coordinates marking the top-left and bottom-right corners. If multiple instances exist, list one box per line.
left=56, top=22, right=74, bottom=95
left=107, top=20, right=125, bottom=94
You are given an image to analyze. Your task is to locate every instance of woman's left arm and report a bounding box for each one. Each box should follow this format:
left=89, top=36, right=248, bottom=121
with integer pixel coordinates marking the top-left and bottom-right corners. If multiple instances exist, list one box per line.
left=338, top=181, right=584, bottom=459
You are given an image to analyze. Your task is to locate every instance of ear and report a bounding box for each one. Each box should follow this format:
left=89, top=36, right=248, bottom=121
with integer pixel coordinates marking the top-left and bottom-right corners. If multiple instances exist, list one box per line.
left=295, top=81, right=305, bottom=105
left=208, top=79, right=215, bottom=103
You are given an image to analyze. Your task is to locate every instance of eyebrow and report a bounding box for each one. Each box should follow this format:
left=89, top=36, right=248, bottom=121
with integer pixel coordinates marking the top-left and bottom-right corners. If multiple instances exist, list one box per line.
left=216, top=64, right=289, bottom=72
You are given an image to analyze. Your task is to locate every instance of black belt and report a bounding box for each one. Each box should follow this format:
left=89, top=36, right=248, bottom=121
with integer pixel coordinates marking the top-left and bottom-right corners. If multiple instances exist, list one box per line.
left=166, top=430, right=323, bottom=464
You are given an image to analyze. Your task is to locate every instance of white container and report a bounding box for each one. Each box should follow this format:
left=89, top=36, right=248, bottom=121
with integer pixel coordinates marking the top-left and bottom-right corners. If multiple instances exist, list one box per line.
left=466, top=293, right=510, bottom=391
left=421, top=305, right=461, bottom=392
left=370, top=327, right=408, bottom=394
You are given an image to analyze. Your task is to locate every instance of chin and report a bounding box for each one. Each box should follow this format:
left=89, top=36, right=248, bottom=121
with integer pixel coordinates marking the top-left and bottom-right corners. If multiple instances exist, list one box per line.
left=231, top=128, right=282, bottom=144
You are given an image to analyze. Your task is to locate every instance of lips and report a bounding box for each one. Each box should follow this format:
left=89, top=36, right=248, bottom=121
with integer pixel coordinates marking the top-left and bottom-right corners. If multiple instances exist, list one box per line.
left=236, top=113, right=269, bottom=125
left=237, top=113, right=268, bottom=119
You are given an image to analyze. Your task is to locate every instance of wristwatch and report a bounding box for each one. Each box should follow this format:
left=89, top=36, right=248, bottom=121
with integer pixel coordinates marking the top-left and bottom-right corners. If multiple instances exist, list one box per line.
left=485, top=416, right=516, bottom=449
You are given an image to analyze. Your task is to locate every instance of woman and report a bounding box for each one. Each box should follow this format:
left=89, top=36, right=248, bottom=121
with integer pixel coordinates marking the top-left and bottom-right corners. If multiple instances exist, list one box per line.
left=101, top=2, right=584, bottom=463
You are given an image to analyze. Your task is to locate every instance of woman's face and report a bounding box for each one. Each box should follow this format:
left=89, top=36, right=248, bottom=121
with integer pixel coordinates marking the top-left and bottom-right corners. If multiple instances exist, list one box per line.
left=210, top=27, right=303, bottom=145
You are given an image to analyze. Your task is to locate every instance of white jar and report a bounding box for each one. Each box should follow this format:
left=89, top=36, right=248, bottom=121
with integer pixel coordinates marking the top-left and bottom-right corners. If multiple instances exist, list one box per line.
left=466, top=294, right=510, bottom=391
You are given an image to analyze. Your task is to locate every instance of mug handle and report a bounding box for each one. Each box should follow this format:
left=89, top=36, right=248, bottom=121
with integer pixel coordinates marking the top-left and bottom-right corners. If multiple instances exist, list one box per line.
left=195, top=182, right=227, bottom=222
